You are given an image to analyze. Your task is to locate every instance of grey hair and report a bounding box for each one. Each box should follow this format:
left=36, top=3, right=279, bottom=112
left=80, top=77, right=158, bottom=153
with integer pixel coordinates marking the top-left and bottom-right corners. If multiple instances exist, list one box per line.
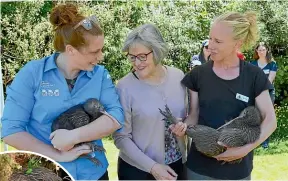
left=122, top=23, right=169, bottom=64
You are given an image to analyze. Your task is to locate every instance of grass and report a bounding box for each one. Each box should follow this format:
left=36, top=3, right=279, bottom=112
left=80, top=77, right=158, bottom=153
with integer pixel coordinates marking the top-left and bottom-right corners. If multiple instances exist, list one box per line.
left=103, top=139, right=288, bottom=180
left=2, top=139, right=288, bottom=180
left=103, top=139, right=119, bottom=180
left=252, top=140, right=288, bottom=180
left=0, top=140, right=14, bottom=152
left=252, top=154, right=288, bottom=180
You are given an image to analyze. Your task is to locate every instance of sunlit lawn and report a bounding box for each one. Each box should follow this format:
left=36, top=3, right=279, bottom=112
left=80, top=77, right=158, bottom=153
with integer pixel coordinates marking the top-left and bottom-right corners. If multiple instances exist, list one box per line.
left=103, top=139, right=288, bottom=180
left=2, top=140, right=288, bottom=180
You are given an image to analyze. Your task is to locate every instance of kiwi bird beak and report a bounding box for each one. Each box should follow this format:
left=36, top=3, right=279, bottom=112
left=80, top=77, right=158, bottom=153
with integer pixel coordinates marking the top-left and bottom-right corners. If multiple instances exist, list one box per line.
left=99, top=105, right=105, bottom=113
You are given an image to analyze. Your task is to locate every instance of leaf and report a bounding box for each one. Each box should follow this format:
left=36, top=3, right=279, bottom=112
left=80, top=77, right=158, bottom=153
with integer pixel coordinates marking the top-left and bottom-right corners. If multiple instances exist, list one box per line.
left=26, top=168, right=33, bottom=174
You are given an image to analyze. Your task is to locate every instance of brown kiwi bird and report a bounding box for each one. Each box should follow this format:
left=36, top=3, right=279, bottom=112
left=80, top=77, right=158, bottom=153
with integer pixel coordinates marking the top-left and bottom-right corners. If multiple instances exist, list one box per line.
left=8, top=167, right=62, bottom=181
left=159, top=105, right=262, bottom=163
left=159, top=105, right=226, bottom=158
left=217, top=106, right=263, bottom=148
left=51, top=98, right=106, bottom=166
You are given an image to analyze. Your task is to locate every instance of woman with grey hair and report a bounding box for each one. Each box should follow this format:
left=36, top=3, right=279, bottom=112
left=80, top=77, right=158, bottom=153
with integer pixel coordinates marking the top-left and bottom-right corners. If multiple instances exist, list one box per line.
left=113, top=23, right=187, bottom=180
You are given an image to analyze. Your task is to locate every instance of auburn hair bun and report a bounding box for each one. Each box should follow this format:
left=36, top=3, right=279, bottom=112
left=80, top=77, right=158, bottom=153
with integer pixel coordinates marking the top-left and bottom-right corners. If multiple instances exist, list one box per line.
left=49, top=3, right=80, bottom=28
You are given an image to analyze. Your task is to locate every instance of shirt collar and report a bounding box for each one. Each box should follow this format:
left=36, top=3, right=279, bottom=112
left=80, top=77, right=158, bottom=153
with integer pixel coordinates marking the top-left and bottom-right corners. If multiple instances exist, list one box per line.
left=44, top=52, right=96, bottom=78
left=44, top=53, right=59, bottom=72
left=86, top=71, right=94, bottom=78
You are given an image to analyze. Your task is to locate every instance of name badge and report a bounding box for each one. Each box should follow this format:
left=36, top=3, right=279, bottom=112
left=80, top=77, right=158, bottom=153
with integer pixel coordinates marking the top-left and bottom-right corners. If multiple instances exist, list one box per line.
left=236, top=93, right=249, bottom=103
left=263, top=69, right=270, bottom=74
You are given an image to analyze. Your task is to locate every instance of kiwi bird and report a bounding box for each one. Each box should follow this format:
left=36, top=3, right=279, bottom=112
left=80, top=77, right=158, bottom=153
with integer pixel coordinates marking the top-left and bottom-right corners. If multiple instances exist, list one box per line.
left=159, top=105, right=226, bottom=157
left=159, top=105, right=261, bottom=163
left=51, top=98, right=106, bottom=166
left=217, top=106, right=262, bottom=148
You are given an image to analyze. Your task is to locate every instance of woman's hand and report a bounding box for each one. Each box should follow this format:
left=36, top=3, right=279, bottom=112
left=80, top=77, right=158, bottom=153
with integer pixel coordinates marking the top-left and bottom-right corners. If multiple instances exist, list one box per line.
left=213, top=142, right=254, bottom=162
left=150, top=163, right=178, bottom=180
left=55, top=144, right=92, bottom=162
left=50, top=129, right=79, bottom=151
left=169, top=121, right=187, bottom=137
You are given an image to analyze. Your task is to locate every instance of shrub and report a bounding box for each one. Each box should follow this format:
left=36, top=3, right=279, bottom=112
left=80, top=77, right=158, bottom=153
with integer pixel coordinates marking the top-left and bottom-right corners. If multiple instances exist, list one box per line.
left=271, top=104, right=288, bottom=141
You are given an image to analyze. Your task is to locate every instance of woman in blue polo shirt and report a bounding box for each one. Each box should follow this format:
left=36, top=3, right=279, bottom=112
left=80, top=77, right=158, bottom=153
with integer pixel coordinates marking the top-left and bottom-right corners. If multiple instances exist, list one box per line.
left=250, top=42, right=278, bottom=149
left=1, top=4, right=124, bottom=180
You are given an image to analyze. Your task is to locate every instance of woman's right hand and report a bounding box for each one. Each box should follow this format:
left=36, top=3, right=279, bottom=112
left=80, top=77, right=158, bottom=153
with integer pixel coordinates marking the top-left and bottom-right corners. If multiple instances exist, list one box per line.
left=150, top=163, right=178, bottom=180
left=55, top=144, right=92, bottom=162
left=169, top=121, right=187, bottom=137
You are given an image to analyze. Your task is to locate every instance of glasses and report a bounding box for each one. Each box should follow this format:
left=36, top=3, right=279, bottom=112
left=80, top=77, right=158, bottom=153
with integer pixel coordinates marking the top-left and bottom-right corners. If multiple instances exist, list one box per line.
left=74, top=15, right=98, bottom=30
left=127, top=51, right=153, bottom=62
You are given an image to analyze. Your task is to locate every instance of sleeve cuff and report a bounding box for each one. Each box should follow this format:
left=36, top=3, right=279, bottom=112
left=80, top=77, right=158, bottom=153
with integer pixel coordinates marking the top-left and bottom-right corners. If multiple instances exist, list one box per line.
left=141, top=157, right=157, bottom=173
left=102, top=110, right=124, bottom=132
left=1, top=125, right=26, bottom=139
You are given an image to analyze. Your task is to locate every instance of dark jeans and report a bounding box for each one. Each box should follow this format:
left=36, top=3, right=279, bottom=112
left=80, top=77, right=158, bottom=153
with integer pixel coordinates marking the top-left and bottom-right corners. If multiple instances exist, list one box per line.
left=117, top=157, right=185, bottom=180
left=99, top=171, right=109, bottom=180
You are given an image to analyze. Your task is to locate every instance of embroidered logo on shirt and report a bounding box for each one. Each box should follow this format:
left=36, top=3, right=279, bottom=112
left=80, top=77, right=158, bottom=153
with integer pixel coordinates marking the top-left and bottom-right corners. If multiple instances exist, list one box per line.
left=41, top=81, right=54, bottom=88
left=41, top=89, right=60, bottom=97
left=41, top=89, right=47, bottom=96
left=40, top=81, right=60, bottom=97
left=48, top=90, right=54, bottom=96
left=54, top=89, right=60, bottom=96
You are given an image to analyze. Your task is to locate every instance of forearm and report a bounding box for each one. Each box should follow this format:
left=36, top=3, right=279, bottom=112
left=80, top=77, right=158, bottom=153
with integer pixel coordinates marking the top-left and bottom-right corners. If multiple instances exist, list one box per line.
left=247, top=113, right=277, bottom=150
left=185, top=90, right=199, bottom=126
left=73, top=114, right=121, bottom=144
left=3, top=132, right=60, bottom=160
left=268, top=77, right=274, bottom=84
left=113, top=134, right=156, bottom=173
left=268, top=72, right=276, bottom=83
left=185, top=110, right=198, bottom=126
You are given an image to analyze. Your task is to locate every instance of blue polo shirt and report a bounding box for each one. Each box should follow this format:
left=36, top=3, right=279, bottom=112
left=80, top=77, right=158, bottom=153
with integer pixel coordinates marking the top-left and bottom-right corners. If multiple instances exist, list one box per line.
left=1, top=53, right=124, bottom=180
left=250, top=60, right=278, bottom=92
left=250, top=60, right=278, bottom=77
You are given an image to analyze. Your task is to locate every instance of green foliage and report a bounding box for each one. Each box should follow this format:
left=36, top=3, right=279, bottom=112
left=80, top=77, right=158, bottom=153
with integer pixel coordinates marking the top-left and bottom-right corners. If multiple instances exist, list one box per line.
left=274, top=56, right=288, bottom=105
left=1, top=1, right=54, bottom=87
left=270, top=104, right=288, bottom=141
left=1, top=1, right=287, bottom=84
left=25, top=157, right=41, bottom=175
left=231, top=1, right=288, bottom=57
left=1, top=1, right=288, bottom=140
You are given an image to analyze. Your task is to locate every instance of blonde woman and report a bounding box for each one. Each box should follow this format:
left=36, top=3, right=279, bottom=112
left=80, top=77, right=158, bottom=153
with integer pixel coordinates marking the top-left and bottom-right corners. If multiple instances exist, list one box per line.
left=172, top=12, right=277, bottom=180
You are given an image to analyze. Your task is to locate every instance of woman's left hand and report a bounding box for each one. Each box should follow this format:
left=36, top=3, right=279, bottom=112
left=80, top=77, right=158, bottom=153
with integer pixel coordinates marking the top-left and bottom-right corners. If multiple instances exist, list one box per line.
left=213, top=142, right=254, bottom=162
left=50, top=129, right=78, bottom=151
